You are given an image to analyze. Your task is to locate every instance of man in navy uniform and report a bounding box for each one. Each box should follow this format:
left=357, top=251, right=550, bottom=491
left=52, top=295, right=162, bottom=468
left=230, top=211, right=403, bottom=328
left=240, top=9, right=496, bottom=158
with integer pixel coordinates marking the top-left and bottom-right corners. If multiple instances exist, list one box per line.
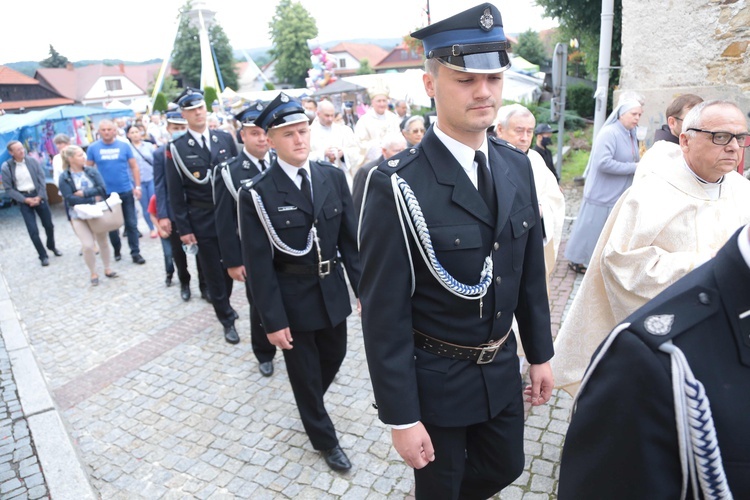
left=165, top=88, right=240, bottom=344
left=214, top=102, right=277, bottom=376
left=153, top=110, right=207, bottom=301
left=558, top=224, right=750, bottom=498
left=358, top=4, right=555, bottom=498
left=237, top=92, right=361, bottom=472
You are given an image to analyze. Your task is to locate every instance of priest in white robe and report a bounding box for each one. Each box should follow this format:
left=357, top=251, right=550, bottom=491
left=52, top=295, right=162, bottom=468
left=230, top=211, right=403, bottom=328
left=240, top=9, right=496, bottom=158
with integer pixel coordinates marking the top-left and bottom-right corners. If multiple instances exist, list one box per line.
left=354, top=81, right=401, bottom=167
left=553, top=100, right=750, bottom=395
left=309, top=100, right=362, bottom=191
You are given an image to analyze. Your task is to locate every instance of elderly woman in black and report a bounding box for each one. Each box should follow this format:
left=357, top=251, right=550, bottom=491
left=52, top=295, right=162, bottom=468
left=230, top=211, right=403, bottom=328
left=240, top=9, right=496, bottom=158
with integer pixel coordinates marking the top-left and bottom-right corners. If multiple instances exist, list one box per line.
left=58, top=145, right=117, bottom=285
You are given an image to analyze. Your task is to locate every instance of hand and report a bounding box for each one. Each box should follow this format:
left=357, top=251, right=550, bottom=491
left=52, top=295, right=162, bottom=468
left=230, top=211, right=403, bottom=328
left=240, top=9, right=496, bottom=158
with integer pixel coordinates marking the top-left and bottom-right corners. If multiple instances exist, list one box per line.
left=29, top=197, right=41, bottom=206
left=157, top=218, right=172, bottom=236
left=24, top=197, right=35, bottom=206
left=524, top=362, right=554, bottom=406
left=134, top=188, right=142, bottom=200
left=326, top=148, right=337, bottom=162
left=74, top=190, right=84, bottom=197
left=392, top=422, right=435, bottom=469
left=267, top=327, right=293, bottom=350
left=357, top=298, right=362, bottom=316
left=180, top=233, right=197, bottom=245
left=227, top=265, right=246, bottom=282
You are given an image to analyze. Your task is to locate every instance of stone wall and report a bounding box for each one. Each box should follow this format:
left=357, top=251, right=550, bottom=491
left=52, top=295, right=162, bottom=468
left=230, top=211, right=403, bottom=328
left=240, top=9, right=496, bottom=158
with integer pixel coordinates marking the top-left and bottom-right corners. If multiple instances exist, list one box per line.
left=618, top=0, right=749, bottom=164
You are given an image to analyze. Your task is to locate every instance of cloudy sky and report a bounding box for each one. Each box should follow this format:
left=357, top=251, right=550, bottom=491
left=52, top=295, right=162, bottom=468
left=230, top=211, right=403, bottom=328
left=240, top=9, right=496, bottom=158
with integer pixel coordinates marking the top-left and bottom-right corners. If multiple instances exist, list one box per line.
left=1, top=0, right=558, bottom=64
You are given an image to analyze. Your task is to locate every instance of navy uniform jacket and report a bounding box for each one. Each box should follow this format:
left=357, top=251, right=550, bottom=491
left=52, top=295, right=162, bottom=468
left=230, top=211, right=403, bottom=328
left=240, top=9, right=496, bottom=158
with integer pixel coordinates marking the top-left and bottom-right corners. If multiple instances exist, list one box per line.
left=237, top=160, right=361, bottom=333
left=558, top=228, right=750, bottom=499
left=359, top=128, right=554, bottom=427
left=165, top=130, right=237, bottom=238
left=213, top=151, right=275, bottom=269
left=153, top=144, right=171, bottom=220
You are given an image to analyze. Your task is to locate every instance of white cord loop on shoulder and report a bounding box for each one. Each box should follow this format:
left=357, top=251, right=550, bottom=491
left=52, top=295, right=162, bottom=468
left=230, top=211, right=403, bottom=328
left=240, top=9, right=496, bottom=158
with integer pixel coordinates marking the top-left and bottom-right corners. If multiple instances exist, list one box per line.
left=170, top=143, right=212, bottom=185
left=391, top=173, right=493, bottom=301
left=250, top=188, right=317, bottom=259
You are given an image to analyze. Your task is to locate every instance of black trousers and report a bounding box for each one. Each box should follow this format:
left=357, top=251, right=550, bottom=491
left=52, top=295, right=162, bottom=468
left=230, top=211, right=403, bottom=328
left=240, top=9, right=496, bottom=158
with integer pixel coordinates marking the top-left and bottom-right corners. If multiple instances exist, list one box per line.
left=243, top=281, right=276, bottom=363
left=194, top=235, right=235, bottom=327
left=167, top=226, right=206, bottom=292
left=108, top=190, right=140, bottom=256
left=19, top=196, right=55, bottom=260
left=415, top=390, right=525, bottom=500
left=282, top=320, right=347, bottom=450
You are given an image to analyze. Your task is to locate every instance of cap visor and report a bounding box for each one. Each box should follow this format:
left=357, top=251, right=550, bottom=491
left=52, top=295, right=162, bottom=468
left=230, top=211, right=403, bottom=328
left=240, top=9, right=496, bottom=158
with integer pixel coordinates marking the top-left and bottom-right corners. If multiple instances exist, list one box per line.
left=437, top=51, right=511, bottom=74
left=270, top=113, right=309, bottom=129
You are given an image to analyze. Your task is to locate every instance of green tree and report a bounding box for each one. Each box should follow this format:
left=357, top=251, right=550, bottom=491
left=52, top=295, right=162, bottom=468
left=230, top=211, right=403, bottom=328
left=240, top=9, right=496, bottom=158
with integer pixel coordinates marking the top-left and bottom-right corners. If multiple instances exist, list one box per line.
left=356, top=58, right=373, bottom=75
left=153, top=93, right=168, bottom=112
left=148, top=74, right=181, bottom=103
left=515, top=30, right=547, bottom=66
left=204, top=86, right=218, bottom=111
left=269, top=0, right=318, bottom=88
left=172, top=1, right=238, bottom=90
left=39, top=45, right=69, bottom=68
left=535, top=0, right=622, bottom=81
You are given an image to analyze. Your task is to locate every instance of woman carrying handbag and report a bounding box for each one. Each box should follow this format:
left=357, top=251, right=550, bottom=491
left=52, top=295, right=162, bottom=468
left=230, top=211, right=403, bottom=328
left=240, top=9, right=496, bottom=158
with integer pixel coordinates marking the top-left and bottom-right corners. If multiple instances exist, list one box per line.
left=58, top=145, right=118, bottom=286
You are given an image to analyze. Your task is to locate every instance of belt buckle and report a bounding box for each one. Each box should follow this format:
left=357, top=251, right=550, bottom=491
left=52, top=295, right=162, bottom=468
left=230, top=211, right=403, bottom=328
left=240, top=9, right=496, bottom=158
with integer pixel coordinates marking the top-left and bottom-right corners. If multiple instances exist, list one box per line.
left=452, top=44, right=461, bottom=57
left=318, top=260, right=331, bottom=278
left=476, top=342, right=500, bottom=364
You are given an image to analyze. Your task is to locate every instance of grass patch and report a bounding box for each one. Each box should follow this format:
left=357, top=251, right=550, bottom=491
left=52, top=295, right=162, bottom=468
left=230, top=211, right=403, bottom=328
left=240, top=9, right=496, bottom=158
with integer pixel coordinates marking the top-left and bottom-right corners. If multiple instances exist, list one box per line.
left=561, top=149, right=590, bottom=183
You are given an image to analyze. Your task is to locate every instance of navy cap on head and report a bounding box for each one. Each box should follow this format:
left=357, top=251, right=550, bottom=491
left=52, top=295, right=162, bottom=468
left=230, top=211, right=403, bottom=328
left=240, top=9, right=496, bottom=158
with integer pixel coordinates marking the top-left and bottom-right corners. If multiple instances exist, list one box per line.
left=254, top=92, right=308, bottom=132
left=234, top=101, right=267, bottom=128
left=411, top=3, right=511, bottom=73
left=165, top=111, right=187, bottom=125
left=535, top=123, right=556, bottom=134
left=174, top=87, right=205, bottom=110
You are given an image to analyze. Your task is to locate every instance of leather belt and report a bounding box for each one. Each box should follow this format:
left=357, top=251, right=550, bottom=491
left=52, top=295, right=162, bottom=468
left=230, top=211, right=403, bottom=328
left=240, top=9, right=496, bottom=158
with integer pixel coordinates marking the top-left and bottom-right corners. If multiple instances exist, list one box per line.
left=187, top=199, right=214, bottom=210
left=275, top=258, right=339, bottom=278
left=19, top=190, right=37, bottom=196
left=413, top=327, right=511, bottom=365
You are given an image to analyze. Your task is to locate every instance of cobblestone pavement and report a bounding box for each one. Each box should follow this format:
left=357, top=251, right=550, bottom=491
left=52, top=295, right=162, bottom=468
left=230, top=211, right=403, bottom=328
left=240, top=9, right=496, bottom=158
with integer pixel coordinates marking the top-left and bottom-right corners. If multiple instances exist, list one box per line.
left=0, top=183, right=584, bottom=499
left=0, top=334, right=49, bottom=500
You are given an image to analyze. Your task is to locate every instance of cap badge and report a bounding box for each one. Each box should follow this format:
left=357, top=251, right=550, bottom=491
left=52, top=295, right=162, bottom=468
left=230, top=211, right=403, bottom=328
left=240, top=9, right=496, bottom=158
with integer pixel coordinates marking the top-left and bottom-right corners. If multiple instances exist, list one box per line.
left=242, top=160, right=251, bottom=170
left=256, top=103, right=264, bottom=111
left=644, top=314, right=675, bottom=336
left=479, top=8, right=493, bottom=31
left=280, top=94, right=289, bottom=103
left=187, top=138, right=195, bottom=147
left=192, top=171, right=201, bottom=179
left=388, top=159, right=399, bottom=168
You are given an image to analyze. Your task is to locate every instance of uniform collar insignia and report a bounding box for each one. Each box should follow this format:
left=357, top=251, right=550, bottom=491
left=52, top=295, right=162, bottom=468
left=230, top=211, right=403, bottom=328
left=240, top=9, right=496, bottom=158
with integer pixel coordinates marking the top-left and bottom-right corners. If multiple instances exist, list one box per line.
left=280, top=94, right=289, bottom=103
left=187, top=138, right=195, bottom=147
left=388, top=159, right=399, bottom=167
left=212, top=135, right=218, bottom=143
left=242, top=160, right=251, bottom=169
left=479, top=8, right=493, bottom=31
left=644, top=314, right=675, bottom=336
left=192, top=172, right=201, bottom=178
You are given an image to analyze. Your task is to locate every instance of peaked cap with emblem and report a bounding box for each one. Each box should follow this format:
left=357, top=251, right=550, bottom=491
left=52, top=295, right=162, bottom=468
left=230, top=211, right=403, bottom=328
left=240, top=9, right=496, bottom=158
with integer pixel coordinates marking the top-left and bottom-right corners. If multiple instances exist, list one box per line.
left=253, top=92, right=308, bottom=132
left=174, top=87, right=206, bottom=110
left=234, top=100, right=268, bottom=128
left=411, top=3, right=511, bottom=74
left=165, top=111, right=187, bottom=125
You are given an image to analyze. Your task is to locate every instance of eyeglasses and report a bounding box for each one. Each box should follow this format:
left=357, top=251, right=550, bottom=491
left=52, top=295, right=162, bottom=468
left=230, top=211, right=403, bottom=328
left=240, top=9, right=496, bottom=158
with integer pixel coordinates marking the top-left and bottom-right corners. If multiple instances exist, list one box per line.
left=687, top=128, right=750, bottom=148
left=407, top=128, right=425, bottom=134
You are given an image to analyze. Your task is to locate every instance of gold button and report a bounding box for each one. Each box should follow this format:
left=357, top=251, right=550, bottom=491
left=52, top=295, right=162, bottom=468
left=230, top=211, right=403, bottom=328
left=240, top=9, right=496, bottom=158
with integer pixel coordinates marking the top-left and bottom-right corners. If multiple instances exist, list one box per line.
left=454, top=239, right=460, bottom=246
left=496, top=311, right=502, bottom=319
left=495, top=276, right=502, bottom=285
left=522, top=221, right=529, bottom=229
left=493, top=242, right=499, bottom=251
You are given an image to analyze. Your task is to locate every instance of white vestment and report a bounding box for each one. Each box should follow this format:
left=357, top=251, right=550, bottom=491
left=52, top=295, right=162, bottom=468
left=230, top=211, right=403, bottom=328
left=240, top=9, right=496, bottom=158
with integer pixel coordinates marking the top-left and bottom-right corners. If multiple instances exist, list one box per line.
left=354, top=109, right=401, bottom=167
left=552, top=155, right=750, bottom=394
left=310, top=121, right=362, bottom=191
left=633, top=140, right=682, bottom=184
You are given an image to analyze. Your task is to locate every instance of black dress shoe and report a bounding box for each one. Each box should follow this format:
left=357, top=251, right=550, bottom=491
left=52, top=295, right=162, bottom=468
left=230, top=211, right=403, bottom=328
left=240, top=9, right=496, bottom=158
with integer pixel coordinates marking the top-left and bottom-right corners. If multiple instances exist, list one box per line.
left=51, top=248, right=63, bottom=257
left=224, top=325, right=240, bottom=344
left=321, top=446, right=351, bottom=472
left=165, top=275, right=173, bottom=287
left=180, top=283, right=191, bottom=301
left=114, top=251, right=122, bottom=261
left=259, top=361, right=274, bottom=377
left=41, top=257, right=50, bottom=267
left=132, top=254, right=146, bottom=264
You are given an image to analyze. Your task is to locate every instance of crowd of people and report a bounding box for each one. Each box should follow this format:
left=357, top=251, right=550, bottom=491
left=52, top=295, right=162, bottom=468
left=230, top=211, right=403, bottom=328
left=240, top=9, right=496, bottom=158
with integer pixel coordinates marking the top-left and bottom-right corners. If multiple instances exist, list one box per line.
left=2, top=2, right=750, bottom=498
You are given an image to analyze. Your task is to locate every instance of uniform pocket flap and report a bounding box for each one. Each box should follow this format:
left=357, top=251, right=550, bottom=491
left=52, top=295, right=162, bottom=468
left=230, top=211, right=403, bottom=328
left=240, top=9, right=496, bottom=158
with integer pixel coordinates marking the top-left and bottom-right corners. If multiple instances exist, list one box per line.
left=510, top=204, right=536, bottom=238
left=429, top=224, right=482, bottom=251
left=269, top=211, right=307, bottom=229
left=323, top=201, right=343, bottom=219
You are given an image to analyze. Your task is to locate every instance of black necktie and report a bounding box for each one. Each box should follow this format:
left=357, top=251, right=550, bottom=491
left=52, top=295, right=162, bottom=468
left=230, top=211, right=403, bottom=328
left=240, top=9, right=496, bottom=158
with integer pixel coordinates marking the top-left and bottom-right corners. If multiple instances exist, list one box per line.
left=298, top=169, right=313, bottom=206
left=201, top=135, right=209, bottom=153
left=258, top=158, right=267, bottom=171
left=475, top=151, right=496, bottom=216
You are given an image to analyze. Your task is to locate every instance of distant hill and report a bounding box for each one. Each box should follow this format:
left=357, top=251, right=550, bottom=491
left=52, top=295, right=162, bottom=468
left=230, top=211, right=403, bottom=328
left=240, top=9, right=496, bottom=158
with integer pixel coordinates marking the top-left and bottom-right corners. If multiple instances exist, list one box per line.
left=5, top=59, right=164, bottom=77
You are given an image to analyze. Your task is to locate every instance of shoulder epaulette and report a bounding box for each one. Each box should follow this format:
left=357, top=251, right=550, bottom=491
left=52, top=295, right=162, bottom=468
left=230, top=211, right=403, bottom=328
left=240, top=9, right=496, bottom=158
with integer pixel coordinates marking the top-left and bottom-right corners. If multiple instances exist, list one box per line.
left=315, top=160, right=337, bottom=169
left=376, top=146, right=420, bottom=174
left=624, top=285, right=720, bottom=351
left=490, top=135, right=526, bottom=156
left=240, top=168, right=270, bottom=192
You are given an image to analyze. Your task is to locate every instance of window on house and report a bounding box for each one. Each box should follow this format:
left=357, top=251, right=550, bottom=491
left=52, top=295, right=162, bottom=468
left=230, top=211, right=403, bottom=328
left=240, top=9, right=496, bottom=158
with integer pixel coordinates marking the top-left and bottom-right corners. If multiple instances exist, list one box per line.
left=339, top=59, right=346, bottom=68
left=105, top=79, right=122, bottom=91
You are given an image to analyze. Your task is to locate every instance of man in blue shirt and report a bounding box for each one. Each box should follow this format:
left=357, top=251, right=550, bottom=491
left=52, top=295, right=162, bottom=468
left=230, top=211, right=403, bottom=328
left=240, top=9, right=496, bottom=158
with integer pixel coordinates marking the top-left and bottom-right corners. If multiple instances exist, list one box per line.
left=87, top=119, right=146, bottom=264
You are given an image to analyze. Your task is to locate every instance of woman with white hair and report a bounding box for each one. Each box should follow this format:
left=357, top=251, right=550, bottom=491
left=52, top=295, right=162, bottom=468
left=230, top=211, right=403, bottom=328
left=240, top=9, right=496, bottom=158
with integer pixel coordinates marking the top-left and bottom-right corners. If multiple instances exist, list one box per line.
left=564, top=98, right=643, bottom=273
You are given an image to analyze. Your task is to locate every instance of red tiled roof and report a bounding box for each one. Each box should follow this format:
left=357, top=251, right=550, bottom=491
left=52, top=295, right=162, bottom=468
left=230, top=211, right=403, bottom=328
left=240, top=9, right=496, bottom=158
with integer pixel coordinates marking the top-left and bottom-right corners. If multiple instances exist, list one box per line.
left=327, top=43, right=389, bottom=67
left=0, top=65, right=39, bottom=85
left=34, top=62, right=164, bottom=102
left=0, top=97, right=75, bottom=111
